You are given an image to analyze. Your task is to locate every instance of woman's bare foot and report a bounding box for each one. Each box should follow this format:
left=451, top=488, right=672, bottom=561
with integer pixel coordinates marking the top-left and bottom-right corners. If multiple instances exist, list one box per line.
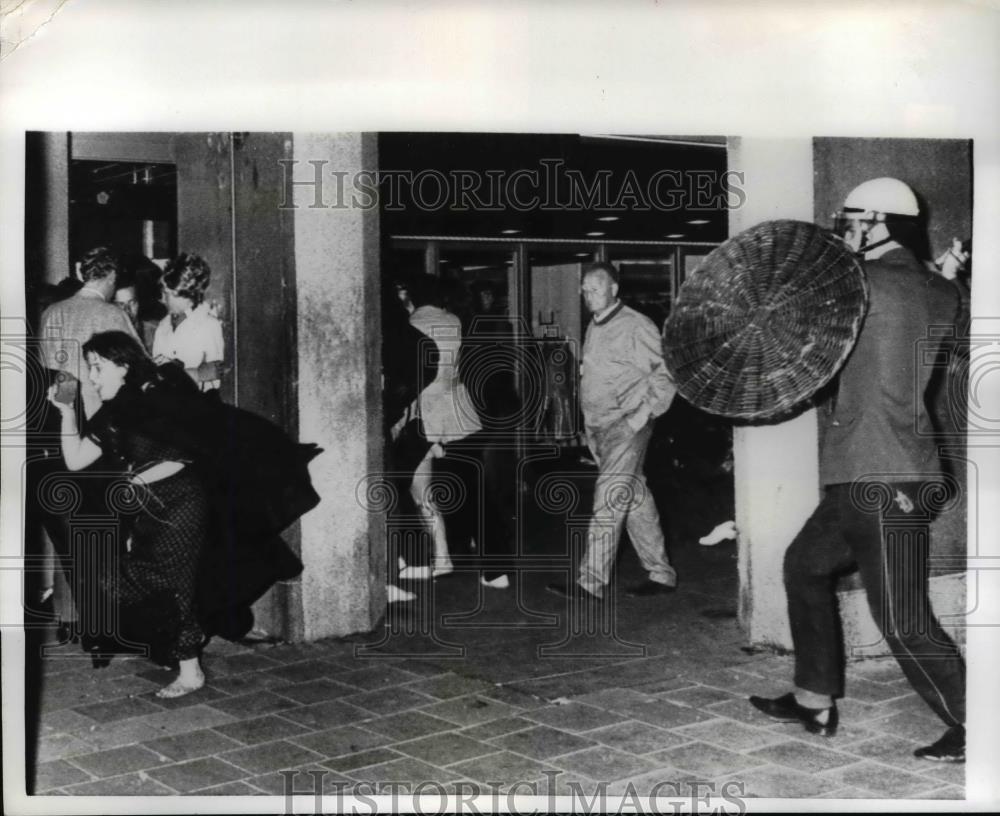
left=156, top=658, right=205, bottom=698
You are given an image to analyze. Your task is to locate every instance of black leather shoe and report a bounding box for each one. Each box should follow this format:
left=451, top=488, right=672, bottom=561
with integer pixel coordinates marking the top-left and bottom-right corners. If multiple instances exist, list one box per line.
left=545, top=582, right=602, bottom=602
left=914, top=725, right=965, bottom=762
left=748, top=692, right=838, bottom=737
left=624, top=580, right=676, bottom=597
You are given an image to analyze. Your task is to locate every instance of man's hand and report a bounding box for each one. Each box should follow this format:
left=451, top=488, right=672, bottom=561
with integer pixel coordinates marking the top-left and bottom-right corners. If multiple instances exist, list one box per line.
left=935, top=238, right=970, bottom=281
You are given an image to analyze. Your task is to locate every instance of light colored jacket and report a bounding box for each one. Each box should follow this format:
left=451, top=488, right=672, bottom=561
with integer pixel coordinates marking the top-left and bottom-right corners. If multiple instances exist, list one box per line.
left=581, top=302, right=676, bottom=432
left=39, top=287, right=140, bottom=418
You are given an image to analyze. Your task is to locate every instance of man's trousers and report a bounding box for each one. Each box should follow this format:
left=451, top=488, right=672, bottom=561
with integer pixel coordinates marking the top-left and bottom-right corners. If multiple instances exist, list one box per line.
left=577, top=419, right=676, bottom=598
left=784, top=482, right=965, bottom=727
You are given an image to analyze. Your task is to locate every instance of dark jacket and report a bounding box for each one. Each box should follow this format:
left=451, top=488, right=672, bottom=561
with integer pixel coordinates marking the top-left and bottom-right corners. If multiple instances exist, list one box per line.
left=107, top=365, right=320, bottom=639
left=820, top=247, right=959, bottom=486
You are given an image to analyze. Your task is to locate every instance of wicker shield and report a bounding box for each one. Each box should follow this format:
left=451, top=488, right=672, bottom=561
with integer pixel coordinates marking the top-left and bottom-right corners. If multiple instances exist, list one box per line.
left=662, top=219, right=868, bottom=420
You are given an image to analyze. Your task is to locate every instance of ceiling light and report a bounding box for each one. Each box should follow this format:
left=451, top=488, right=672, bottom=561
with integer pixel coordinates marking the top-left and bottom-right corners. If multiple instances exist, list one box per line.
left=575, top=252, right=591, bottom=258
left=686, top=219, right=710, bottom=225
left=501, top=229, right=520, bottom=235
left=596, top=216, right=619, bottom=222
left=586, top=231, right=605, bottom=237
left=665, top=233, right=685, bottom=239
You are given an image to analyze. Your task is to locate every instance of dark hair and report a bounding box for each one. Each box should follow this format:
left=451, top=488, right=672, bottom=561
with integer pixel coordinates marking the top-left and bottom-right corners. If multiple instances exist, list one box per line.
left=82, top=331, right=156, bottom=387
left=79, top=247, right=120, bottom=283
left=583, top=261, right=619, bottom=284
left=404, top=273, right=442, bottom=309
left=121, top=254, right=168, bottom=322
left=162, top=253, right=212, bottom=307
left=114, top=267, right=137, bottom=292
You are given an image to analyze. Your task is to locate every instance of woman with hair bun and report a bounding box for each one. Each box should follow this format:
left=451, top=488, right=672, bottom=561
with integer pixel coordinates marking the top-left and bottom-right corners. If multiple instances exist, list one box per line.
left=153, top=253, right=225, bottom=391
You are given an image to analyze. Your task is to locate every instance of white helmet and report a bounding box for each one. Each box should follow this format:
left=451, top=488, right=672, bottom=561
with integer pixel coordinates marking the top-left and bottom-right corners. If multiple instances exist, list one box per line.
left=842, top=177, right=919, bottom=218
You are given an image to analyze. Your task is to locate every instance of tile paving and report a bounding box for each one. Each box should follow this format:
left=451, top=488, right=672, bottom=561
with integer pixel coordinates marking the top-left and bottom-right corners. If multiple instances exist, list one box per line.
left=23, top=569, right=968, bottom=803
left=649, top=741, right=766, bottom=777
left=489, top=725, right=598, bottom=760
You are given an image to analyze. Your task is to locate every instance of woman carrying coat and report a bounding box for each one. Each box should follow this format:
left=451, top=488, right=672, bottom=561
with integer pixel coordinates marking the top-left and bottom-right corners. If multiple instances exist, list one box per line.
left=49, top=330, right=209, bottom=697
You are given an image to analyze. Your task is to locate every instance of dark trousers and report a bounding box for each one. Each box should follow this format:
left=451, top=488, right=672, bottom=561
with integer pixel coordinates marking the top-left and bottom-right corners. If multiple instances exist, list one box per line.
left=440, top=431, right=517, bottom=581
left=784, top=482, right=965, bottom=727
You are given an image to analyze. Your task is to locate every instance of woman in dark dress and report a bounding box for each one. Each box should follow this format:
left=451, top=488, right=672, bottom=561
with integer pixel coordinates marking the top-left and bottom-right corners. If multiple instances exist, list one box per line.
left=48, top=331, right=208, bottom=698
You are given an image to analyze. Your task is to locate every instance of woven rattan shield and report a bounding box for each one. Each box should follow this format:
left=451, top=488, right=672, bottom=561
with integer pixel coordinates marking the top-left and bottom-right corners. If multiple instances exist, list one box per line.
left=662, top=219, right=868, bottom=420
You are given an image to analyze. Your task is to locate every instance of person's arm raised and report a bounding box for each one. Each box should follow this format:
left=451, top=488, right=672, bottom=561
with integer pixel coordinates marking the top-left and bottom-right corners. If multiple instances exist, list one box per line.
left=47, top=385, right=102, bottom=470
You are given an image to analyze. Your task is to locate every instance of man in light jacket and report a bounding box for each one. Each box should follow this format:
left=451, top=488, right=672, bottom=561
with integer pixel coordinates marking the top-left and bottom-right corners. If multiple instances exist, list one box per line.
left=548, top=262, right=678, bottom=601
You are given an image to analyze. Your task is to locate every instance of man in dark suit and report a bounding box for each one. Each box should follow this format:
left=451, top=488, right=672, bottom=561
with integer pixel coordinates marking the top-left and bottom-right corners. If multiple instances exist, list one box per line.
left=749, top=178, right=966, bottom=762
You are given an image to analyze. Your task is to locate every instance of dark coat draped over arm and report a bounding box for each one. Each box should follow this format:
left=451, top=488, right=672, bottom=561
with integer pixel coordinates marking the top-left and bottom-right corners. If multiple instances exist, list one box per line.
left=124, top=364, right=322, bottom=640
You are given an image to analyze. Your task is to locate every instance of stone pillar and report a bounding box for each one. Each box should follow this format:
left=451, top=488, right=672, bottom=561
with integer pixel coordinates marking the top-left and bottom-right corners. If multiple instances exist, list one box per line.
left=292, top=133, right=385, bottom=639
left=727, top=138, right=818, bottom=649
left=25, top=132, right=69, bottom=286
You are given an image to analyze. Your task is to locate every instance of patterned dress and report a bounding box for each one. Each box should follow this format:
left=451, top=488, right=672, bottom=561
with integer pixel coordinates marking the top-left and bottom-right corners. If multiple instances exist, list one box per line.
left=86, top=386, right=208, bottom=661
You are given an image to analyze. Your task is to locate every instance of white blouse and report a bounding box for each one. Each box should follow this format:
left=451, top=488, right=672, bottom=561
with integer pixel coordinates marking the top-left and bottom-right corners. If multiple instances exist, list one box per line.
left=152, top=303, right=224, bottom=388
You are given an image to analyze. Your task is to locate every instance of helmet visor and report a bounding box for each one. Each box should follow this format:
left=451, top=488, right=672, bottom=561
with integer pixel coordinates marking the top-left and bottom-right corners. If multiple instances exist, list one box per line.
left=832, top=209, right=873, bottom=253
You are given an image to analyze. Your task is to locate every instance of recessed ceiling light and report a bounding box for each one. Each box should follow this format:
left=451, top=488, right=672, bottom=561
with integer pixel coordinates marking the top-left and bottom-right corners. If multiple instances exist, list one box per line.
left=686, top=219, right=710, bottom=225
left=501, top=229, right=520, bottom=235
left=575, top=252, right=591, bottom=258
left=586, top=231, right=605, bottom=237
left=596, top=216, right=619, bottom=222
left=665, top=233, right=685, bottom=239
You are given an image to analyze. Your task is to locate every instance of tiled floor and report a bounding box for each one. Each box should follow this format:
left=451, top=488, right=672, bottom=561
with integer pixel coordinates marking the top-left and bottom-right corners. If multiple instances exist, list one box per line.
left=21, top=453, right=966, bottom=802
left=26, top=569, right=964, bottom=801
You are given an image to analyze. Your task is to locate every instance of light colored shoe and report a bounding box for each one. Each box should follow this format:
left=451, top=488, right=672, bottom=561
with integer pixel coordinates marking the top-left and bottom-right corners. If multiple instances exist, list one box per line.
left=399, top=565, right=433, bottom=580
left=699, top=520, right=737, bottom=546
left=480, top=574, right=510, bottom=589
left=432, top=561, right=454, bottom=578
left=399, top=562, right=453, bottom=580
left=387, top=584, right=416, bottom=603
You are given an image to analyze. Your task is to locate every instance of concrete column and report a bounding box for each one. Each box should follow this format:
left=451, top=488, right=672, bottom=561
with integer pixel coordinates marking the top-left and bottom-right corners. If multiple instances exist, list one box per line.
left=25, top=132, right=70, bottom=286
left=293, top=133, right=385, bottom=639
left=727, top=138, right=818, bottom=649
